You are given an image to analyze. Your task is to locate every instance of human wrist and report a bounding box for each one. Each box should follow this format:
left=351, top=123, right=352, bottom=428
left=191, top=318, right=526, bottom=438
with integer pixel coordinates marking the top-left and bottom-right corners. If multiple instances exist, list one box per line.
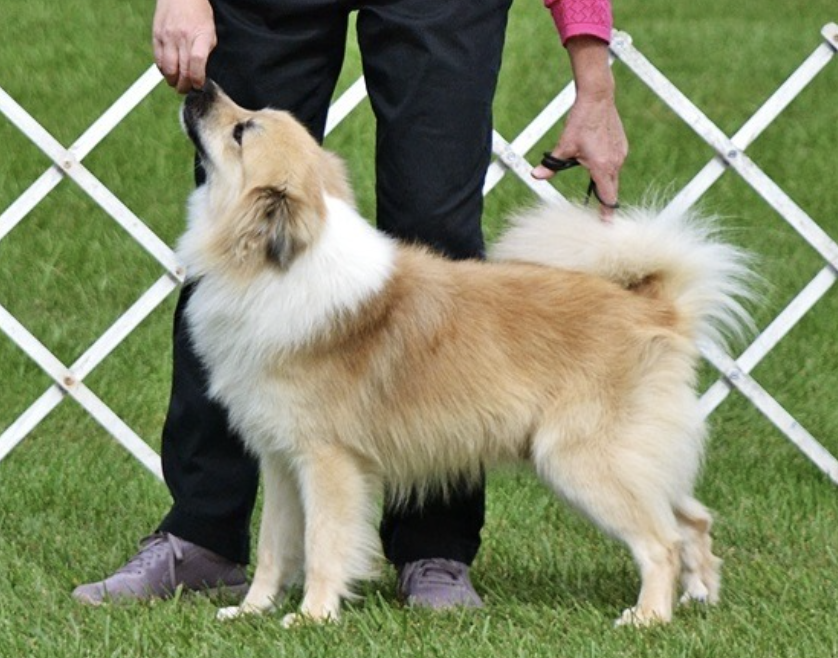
left=566, top=36, right=614, bottom=102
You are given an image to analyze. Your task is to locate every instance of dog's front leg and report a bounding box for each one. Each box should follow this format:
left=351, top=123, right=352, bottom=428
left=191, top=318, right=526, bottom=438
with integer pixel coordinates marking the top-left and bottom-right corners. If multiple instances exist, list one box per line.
left=281, top=445, right=379, bottom=628
left=218, top=454, right=304, bottom=621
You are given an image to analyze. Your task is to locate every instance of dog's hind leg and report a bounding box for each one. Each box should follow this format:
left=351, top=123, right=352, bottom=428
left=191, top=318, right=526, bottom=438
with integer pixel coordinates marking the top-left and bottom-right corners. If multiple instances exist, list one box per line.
left=615, top=527, right=681, bottom=627
left=218, top=453, right=304, bottom=621
left=533, top=426, right=682, bottom=627
left=675, top=497, right=721, bottom=606
left=282, top=445, right=380, bottom=627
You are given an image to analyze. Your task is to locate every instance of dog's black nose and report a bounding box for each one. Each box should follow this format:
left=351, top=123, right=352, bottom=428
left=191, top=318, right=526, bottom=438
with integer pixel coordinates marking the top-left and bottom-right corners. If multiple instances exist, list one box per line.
left=184, top=79, right=219, bottom=119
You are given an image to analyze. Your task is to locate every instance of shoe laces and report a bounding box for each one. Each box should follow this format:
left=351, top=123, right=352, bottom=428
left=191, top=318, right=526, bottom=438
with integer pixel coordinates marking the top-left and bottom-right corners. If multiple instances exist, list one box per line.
left=401, top=559, right=468, bottom=587
left=117, top=532, right=185, bottom=586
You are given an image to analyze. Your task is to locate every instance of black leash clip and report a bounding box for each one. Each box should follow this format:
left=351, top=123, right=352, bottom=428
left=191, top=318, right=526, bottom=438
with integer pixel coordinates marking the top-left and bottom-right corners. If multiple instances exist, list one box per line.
left=540, top=152, right=620, bottom=210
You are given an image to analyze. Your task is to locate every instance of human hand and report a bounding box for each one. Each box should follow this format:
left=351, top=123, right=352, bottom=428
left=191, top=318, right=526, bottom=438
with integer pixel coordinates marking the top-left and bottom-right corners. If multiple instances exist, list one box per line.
left=532, top=36, right=628, bottom=219
left=152, top=0, right=217, bottom=94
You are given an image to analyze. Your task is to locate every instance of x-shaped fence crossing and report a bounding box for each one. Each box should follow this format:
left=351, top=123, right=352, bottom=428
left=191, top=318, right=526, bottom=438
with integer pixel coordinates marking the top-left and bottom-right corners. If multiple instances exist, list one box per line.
left=1, top=25, right=836, bottom=484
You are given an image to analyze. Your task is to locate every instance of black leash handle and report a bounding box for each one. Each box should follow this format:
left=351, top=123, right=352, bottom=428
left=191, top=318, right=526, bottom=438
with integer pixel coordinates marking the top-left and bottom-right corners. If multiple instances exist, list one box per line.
left=540, top=153, right=581, bottom=172
left=539, top=152, right=620, bottom=210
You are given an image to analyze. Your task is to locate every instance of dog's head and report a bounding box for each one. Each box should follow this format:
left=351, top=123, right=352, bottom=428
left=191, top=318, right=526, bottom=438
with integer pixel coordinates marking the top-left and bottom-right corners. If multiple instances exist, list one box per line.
left=180, top=81, right=352, bottom=275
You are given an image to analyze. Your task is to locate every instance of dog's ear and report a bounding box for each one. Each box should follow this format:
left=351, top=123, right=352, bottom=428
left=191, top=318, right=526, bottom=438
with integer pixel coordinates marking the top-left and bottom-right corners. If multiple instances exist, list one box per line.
left=234, top=185, right=321, bottom=270
left=257, top=185, right=300, bottom=269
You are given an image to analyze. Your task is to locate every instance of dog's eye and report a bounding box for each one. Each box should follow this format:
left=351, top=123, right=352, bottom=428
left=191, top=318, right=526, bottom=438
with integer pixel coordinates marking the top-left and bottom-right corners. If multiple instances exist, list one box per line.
left=232, top=121, right=250, bottom=145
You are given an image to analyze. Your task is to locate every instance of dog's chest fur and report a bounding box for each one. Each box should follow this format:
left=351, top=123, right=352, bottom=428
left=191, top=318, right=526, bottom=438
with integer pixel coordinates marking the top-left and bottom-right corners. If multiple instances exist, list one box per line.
left=180, top=195, right=396, bottom=454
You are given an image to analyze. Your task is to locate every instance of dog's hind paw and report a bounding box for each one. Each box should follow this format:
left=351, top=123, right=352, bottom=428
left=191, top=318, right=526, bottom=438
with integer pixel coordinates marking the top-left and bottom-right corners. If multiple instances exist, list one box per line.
left=679, top=588, right=709, bottom=606
left=679, top=576, right=710, bottom=605
left=679, top=574, right=720, bottom=606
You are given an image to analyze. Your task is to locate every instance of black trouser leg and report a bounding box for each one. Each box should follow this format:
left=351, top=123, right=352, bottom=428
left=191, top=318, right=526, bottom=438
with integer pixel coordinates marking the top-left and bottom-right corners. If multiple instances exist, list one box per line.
left=158, top=0, right=349, bottom=565
left=158, top=0, right=511, bottom=568
left=157, top=283, right=259, bottom=564
left=358, top=0, right=513, bottom=567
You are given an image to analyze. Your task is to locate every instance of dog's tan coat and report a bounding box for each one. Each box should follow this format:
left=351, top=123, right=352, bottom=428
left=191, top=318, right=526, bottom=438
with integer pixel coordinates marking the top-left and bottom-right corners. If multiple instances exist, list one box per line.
left=178, top=83, right=752, bottom=627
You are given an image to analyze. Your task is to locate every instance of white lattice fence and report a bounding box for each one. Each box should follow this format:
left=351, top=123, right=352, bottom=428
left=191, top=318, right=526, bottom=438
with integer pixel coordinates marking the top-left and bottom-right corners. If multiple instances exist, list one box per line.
left=1, top=24, right=836, bottom=484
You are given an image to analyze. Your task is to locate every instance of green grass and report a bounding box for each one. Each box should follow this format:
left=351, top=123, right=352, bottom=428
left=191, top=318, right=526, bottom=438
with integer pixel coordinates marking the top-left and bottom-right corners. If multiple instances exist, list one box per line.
left=2, top=1, right=838, bottom=656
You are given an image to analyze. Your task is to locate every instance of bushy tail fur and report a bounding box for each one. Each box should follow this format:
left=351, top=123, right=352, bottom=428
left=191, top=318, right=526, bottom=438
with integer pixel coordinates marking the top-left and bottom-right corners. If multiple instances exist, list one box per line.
left=491, top=203, right=756, bottom=350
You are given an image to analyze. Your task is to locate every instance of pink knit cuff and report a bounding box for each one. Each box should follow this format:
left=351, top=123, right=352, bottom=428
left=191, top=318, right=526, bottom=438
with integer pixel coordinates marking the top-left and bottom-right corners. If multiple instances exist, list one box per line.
left=544, top=0, right=613, bottom=46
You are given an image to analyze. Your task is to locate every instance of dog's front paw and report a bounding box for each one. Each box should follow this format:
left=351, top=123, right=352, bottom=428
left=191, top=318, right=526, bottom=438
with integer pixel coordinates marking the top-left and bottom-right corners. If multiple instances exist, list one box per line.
left=281, top=610, right=338, bottom=629
left=217, top=605, right=246, bottom=622
left=216, top=603, right=274, bottom=622
left=614, top=606, right=667, bottom=628
left=281, top=612, right=306, bottom=628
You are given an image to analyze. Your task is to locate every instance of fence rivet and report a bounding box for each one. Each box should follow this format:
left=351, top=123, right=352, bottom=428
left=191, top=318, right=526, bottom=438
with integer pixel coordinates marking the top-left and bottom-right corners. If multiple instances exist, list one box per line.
left=63, top=375, right=76, bottom=388
left=727, top=149, right=738, bottom=160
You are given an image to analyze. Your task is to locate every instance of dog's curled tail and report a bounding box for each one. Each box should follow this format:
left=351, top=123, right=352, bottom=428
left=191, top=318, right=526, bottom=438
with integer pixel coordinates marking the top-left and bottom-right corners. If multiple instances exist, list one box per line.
left=491, top=202, right=757, bottom=350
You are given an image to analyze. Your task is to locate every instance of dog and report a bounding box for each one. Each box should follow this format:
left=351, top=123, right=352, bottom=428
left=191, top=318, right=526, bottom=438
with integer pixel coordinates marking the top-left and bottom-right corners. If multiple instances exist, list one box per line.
left=177, top=81, right=753, bottom=627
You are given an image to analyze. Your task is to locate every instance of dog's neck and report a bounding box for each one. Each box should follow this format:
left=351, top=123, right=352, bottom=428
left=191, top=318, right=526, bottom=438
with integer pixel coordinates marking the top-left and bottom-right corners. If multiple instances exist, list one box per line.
left=288, top=194, right=397, bottom=319
left=186, top=193, right=397, bottom=360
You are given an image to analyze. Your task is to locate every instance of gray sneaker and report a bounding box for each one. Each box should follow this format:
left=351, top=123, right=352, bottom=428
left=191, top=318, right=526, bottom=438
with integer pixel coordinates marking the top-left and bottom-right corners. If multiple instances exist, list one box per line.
left=398, top=559, right=483, bottom=609
left=72, top=532, right=249, bottom=605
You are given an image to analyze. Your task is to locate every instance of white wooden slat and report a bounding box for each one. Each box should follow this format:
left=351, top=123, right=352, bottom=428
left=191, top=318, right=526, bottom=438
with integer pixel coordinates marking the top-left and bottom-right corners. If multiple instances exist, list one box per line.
left=325, top=77, right=368, bottom=137
left=0, top=72, right=171, bottom=475
left=71, top=274, right=180, bottom=378
left=732, top=33, right=835, bottom=148
left=700, top=266, right=836, bottom=416
left=0, top=81, right=181, bottom=276
left=484, top=81, right=577, bottom=194
left=68, top=384, right=163, bottom=480
left=0, top=300, right=164, bottom=479
left=0, top=304, right=76, bottom=388
left=0, top=274, right=177, bottom=478
left=610, top=30, right=838, bottom=270
left=0, top=388, right=64, bottom=464
left=56, top=161, right=183, bottom=276
left=490, top=132, right=568, bottom=204
left=658, top=34, right=835, bottom=221
left=701, top=341, right=838, bottom=485
left=71, top=66, right=164, bottom=159
left=0, top=66, right=165, bottom=244
left=0, top=167, right=63, bottom=243
left=0, top=86, right=71, bottom=165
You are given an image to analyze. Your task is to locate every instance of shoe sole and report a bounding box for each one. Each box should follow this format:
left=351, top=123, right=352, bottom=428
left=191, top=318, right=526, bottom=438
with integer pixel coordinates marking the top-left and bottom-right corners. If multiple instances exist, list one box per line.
left=72, top=581, right=250, bottom=606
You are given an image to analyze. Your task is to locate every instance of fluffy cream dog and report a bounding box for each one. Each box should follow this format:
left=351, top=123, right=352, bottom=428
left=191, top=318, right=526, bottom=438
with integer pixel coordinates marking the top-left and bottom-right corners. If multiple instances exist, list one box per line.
left=178, top=82, right=752, bottom=628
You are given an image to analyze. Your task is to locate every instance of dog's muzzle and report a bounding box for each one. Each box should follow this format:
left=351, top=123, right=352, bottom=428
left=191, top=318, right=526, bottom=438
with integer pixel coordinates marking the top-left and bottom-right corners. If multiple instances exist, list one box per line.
left=181, top=80, right=219, bottom=160
left=184, top=80, right=219, bottom=121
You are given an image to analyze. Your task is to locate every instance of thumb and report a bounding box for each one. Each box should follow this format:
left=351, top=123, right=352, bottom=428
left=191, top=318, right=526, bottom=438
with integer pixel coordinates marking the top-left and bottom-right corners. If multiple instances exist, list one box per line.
left=531, top=163, right=556, bottom=180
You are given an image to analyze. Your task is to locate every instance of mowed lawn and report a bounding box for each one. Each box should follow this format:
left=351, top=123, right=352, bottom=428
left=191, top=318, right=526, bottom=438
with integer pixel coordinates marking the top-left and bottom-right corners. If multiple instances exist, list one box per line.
left=1, top=1, right=837, bottom=657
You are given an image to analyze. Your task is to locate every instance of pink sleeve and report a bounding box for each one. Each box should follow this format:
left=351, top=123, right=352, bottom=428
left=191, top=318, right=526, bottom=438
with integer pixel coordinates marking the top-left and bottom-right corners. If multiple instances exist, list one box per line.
left=544, top=0, right=613, bottom=46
